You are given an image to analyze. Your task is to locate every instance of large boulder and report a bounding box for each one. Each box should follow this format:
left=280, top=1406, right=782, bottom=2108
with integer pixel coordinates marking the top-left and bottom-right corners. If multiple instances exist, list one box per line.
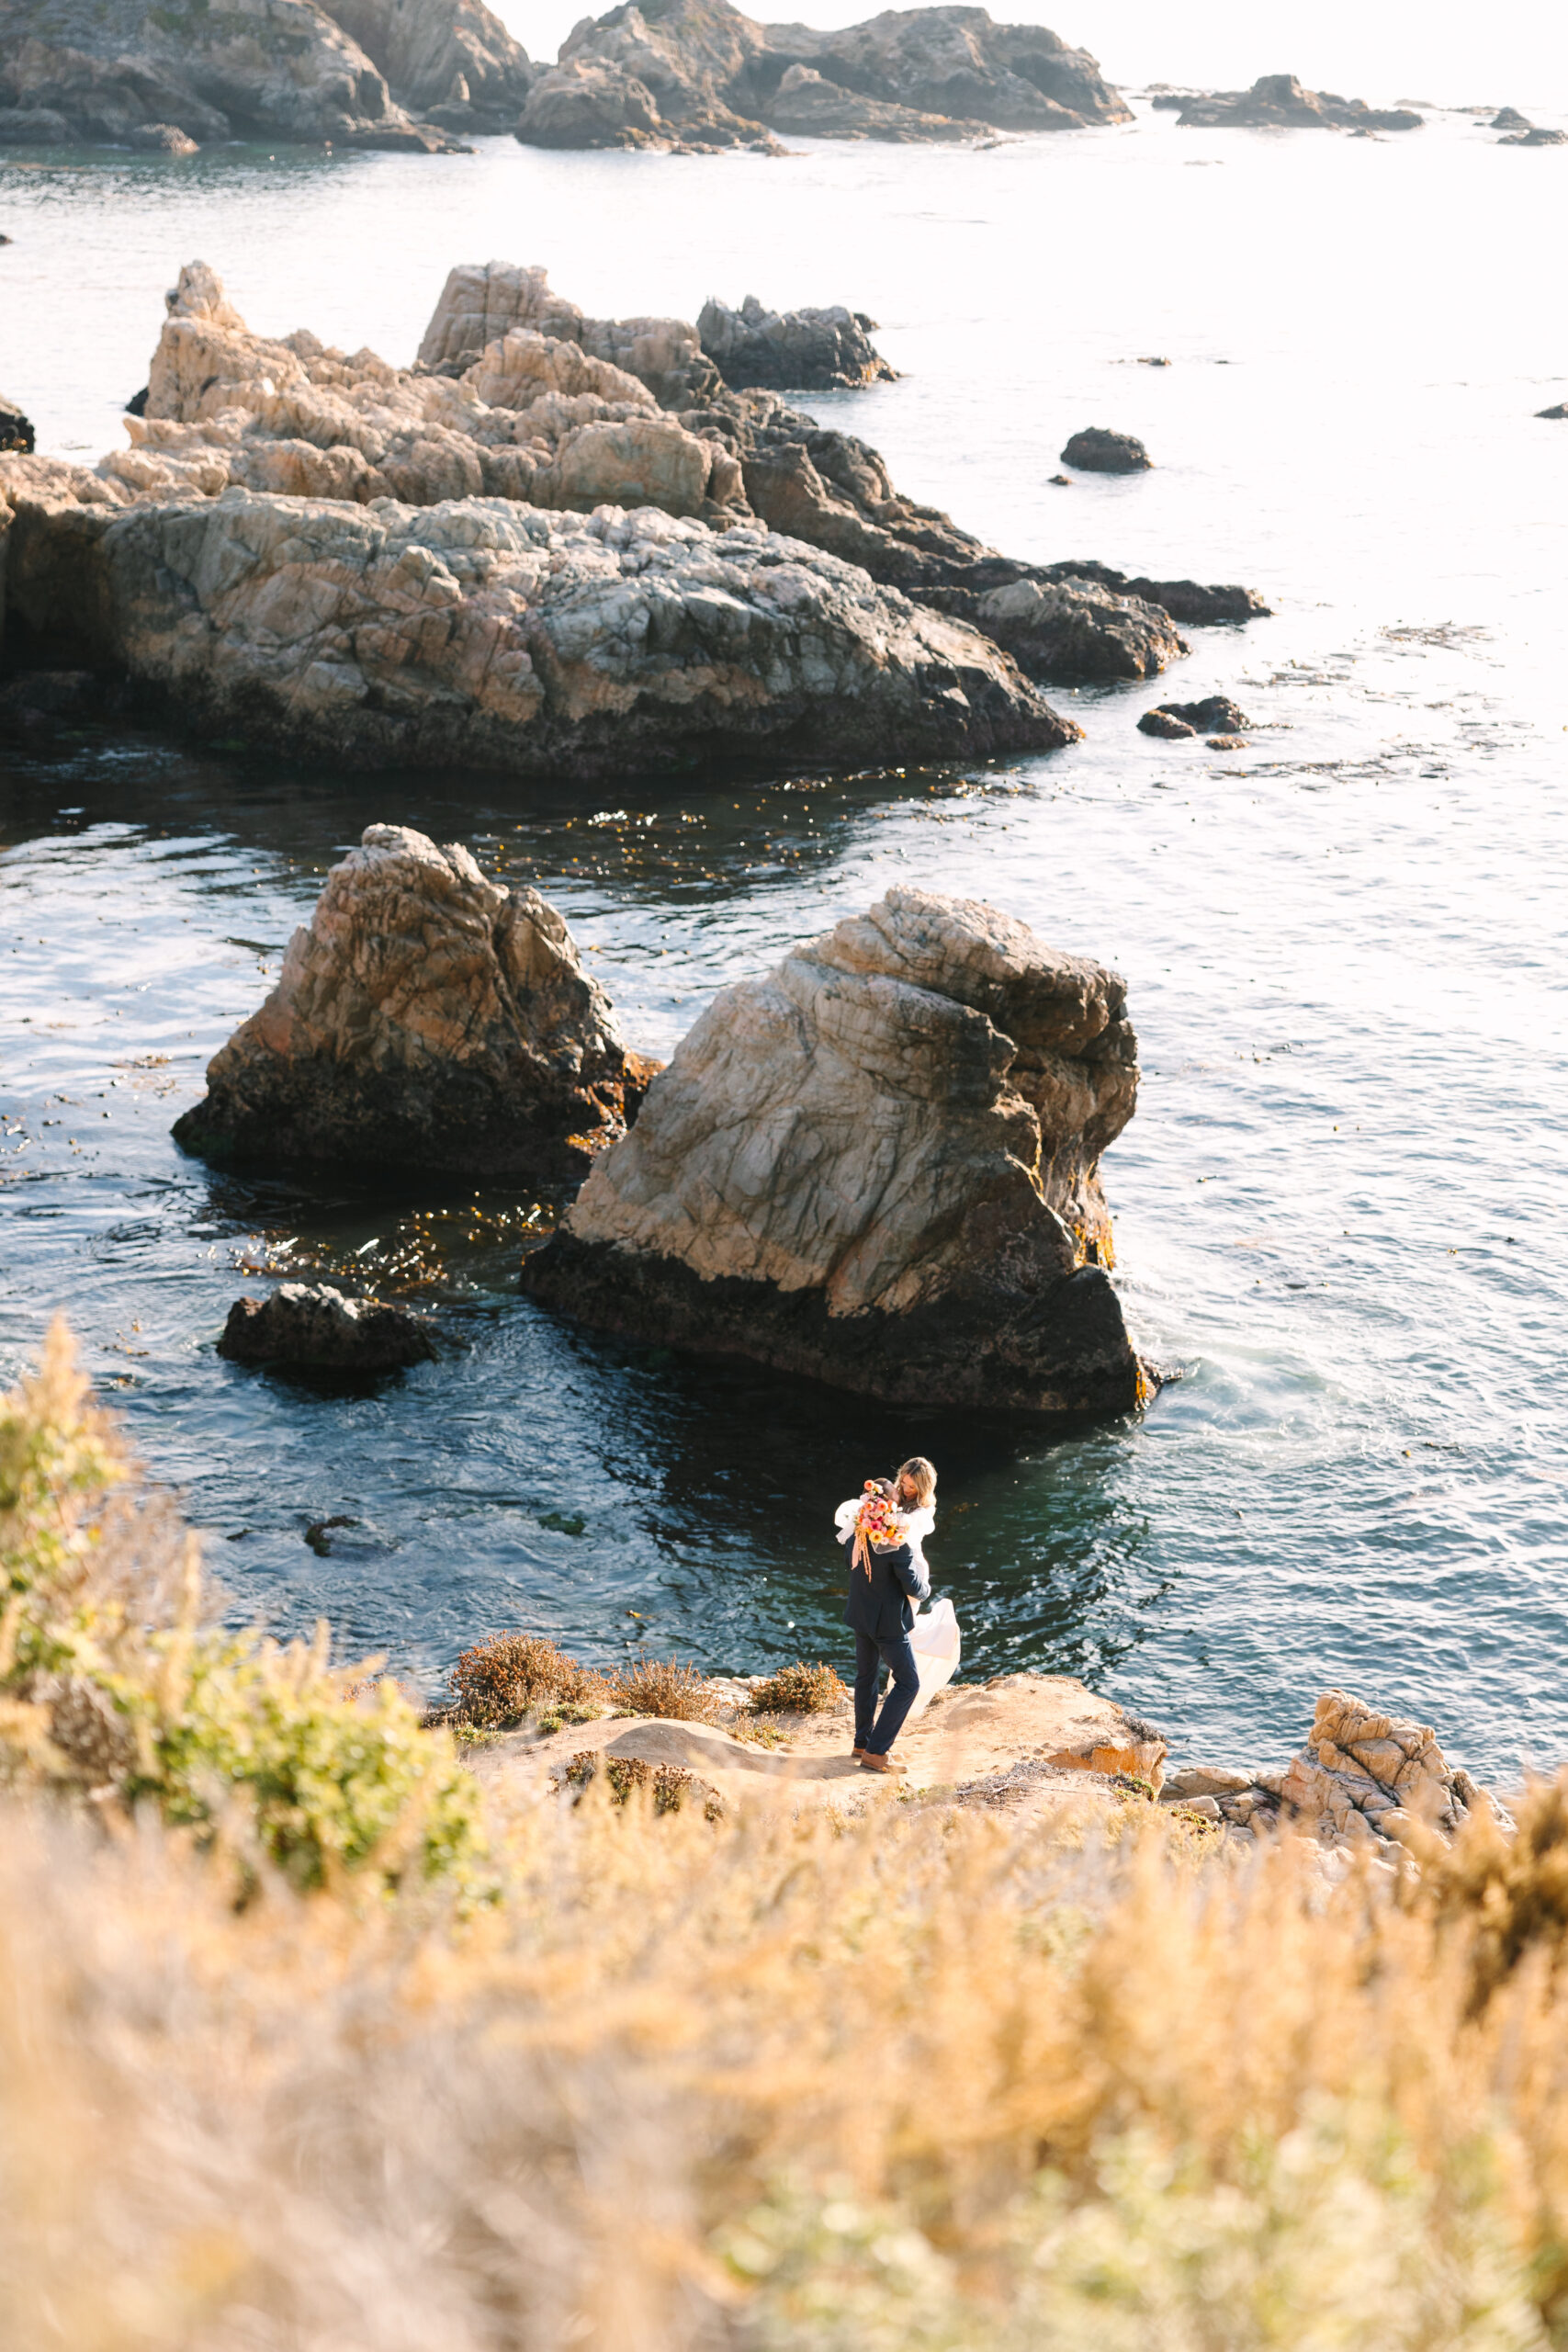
left=1061, top=426, right=1152, bottom=473
left=514, top=59, right=672, bottom=148
left=175, top=824, right=654, bottom=1179
left=698, top=294, right=897, bottom=390
left=948, top=575, right=1187, bottom=682
left=761, top=6, right=1130, bottom=131
left=0, top=0, right=458, bottom=149
left=0, top=464, right=1080, bottom=775
left=1279, top=1690, right=1511, bottom=1849
left=521, top=888, right=1145, bottom=1416
left=1177, top=74, right=1421, bottom=132
left=317, top=0, right=533, bottom=125
left=218, top=1283, right=438, bottom=1369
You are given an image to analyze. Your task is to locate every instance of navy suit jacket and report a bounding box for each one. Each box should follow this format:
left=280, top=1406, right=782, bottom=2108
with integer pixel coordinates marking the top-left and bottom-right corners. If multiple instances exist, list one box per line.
left=841, top=1535, right=931, bottom=1645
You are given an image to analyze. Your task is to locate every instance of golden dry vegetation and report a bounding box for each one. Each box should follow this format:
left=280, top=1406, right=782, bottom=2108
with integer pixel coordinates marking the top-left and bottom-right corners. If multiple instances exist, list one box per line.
left=5, top=1325, right=1568, bottom=2351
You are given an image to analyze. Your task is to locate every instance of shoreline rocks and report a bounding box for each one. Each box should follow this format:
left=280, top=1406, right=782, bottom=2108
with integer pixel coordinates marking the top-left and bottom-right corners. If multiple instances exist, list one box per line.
left=175, top=824, right=657, bottom=1180
left=0, top=391, right=33, bottom=454
left=697, top=295, right=897, bottom=390
left=522, top=887, right=1145, bottom=1417
left=0, top=0, right=480, bottom=152
left=218, top=1283, right=438, bottom=1370
left=529, top=3, right=1132, bottom=153
left=1175, top=74, right=1422, bottom=133
left=1138, top=694, right=1250, bottom=739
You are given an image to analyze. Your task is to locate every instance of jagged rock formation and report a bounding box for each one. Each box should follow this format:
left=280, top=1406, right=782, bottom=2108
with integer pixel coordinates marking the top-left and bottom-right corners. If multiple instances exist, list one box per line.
left=697, top=295, right=896, bottom=390
left=1279, top=1690, right=1511, bottom=1849
left=1061, top=427, right=1152, bottom=473
left=939, top=576, right=1185, bottom=682
left=521, top=888, right=1145, bottom=1416
left=318, top=0, right=534, bottom=129
left=0, top=0, right=468, bottom=150
left=523, top=1, right=1130, bottom=152
left=0, top=392, right=33, bottom=454
left=175, top=825, right=656, bottom=1179
left=218, top=1283, right=438, bottom=1369
left=1176, top=74, right=1422, bottom=132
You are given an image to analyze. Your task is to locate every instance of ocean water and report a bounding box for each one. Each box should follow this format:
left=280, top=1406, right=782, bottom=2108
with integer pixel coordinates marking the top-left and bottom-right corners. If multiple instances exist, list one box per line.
left=2, top=107, right=1565, bottom=1778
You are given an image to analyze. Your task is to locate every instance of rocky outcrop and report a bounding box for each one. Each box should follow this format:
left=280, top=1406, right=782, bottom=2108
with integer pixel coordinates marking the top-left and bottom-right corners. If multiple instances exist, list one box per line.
left=0, top=0, right=466, bottom=150
left=1538, top=401, right=1568, bottom=420
left=1041, top=560, right=1269, bottom=627
left=697, top=295, right=896, bottom=390
left=1500, top=126, right=1567, bottom=147
left=522, top=888, right=1145, bottom=1417
left=1138, top=694, right=1249, bottom=739
left=175, top=825, right=655, bottom=1179
left=1061, top=426, right=1152, bottom=473
left=1490, top=107, right=1530, bottom=130
left=1279, top=1690, right=1511, bottom=1849
left=542, top=2, right=1130, bottom=148
left=318, top=0, right=533, bottom=128
left=761, top=60, right=974, bottom=141
left=1176, top=74, right=1422, bottom=132
left=0, top=392, right=33, bottom=454
left=938, top=575, right=1186, bottom=682
left=218, top=1283, right=438, bottom=1369
left=416, top=258, right=722, bottom=408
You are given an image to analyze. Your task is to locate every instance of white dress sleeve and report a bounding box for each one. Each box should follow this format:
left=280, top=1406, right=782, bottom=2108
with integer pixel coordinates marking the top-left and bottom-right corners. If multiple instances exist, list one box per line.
left=834, top=1497, right=863, bottom=1544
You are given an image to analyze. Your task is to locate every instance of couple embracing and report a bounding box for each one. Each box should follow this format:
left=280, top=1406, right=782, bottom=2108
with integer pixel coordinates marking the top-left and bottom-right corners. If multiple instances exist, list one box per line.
left=833, top=1455, right=942, bottom=1776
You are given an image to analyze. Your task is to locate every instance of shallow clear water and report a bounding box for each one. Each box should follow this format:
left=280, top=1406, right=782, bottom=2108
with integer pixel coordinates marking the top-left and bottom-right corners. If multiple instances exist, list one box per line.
left=2, top=109, right=1565, bottom=1774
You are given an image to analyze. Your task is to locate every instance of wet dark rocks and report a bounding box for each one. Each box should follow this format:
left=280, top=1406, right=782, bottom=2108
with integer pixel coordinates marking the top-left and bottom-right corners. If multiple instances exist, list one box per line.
left=1537, top=401, right=1568, bottom=420
left=697, top=294, right=897, bottom=390
left=1139, top=694, right=1251, bottom=738
left=952, top=575, right=1187, bottom=683
left=0, top=390, right=35, bottom=454
left=1061, top=427, right=1152, bottom=473
left=1176, top=75, right=1422, bottom=132
left=218, top=1284, right=438, bottom=1371
left=1490, top=107, right=1531, bottom=130
left=1042, top=561, right=1271, bottom=626
left=1500, top=127, right=1567, bottom=147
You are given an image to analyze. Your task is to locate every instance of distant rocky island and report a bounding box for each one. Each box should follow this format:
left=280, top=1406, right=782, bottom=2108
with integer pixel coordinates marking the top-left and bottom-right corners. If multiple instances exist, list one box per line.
left=0, top=257, right=1266, bottom=779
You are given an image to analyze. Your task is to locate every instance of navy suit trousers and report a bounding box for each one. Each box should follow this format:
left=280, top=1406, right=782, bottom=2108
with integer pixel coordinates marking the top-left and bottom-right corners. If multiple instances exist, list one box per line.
left=854, top=1628, right=920, bottom=1757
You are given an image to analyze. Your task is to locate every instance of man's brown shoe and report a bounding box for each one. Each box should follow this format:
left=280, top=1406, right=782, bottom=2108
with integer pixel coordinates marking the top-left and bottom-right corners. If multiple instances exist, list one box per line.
left=858, top=1752, right=908, bottom=1775
left=852, top=1746, right=869, bottom=1761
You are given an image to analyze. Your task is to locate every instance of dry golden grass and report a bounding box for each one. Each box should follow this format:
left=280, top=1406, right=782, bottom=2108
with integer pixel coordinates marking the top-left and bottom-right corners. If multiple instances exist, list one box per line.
left=6, top=1325, right=1568, bottom=2349
left=748, top=1658, right=849, bottom=1714
left=446, top=1629, right=610, bottom=1728
left=606, top=1655, right=725, bottom=1722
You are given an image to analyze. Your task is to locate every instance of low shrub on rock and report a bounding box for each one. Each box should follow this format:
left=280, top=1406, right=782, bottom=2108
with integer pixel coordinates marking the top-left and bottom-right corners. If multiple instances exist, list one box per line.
left=446, top=1631, right=608, bottom=1729
left=750, top=1659, right=848, bottom=1715
left=606, top=1656, right=723, bottom=1722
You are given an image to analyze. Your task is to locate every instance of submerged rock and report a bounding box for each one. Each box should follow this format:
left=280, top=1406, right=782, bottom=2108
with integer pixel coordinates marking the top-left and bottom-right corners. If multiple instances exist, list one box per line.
left=1140, top=694, right=1250, bottom=737
left=697, top=294, right=897, bottom=390
left=0, top=391, right=34, bottom=455
left=175, top=825, right=656, bottom=1179
left=1499, top=126, right=1568, bottom=147
left=522, top=888, right=1145, bottom=1417
left=1176, top=74, right=1422, bottom=132
left=1537, top=401, right=1568, bottom=420
left=219, top=1283, right=438, bottom=1371
left=1061, top=427, right=1153, bottom=473
left=0, top=0, right=465, bottom=150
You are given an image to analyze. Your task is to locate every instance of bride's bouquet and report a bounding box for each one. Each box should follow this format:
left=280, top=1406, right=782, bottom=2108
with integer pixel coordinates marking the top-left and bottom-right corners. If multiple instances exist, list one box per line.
left=851, top=1478, right=901, bottom=1577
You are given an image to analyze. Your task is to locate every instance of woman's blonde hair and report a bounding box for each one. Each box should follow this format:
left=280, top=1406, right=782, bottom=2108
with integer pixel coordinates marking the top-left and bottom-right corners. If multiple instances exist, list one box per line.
left=897, top=1456, right=937, bottom=1508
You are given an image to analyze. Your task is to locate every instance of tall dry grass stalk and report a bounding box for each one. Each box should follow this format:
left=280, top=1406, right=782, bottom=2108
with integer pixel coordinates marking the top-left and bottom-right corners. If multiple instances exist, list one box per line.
left=5, top=1324, right=1568, bottom=2348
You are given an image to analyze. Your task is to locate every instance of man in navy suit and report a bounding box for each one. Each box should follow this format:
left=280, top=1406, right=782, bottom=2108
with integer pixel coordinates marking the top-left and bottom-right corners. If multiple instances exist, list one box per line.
left=840, top=1507, right=930, bottom=1774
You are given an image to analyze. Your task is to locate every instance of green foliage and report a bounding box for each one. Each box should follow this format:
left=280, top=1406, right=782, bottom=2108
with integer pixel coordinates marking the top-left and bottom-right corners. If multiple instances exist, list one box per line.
left=0, top=1320, right=489, bottom=1899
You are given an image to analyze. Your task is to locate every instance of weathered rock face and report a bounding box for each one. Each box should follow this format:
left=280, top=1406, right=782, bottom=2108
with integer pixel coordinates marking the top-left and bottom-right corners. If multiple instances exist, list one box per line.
left=1, top=462, right=1079, bottom=775
left=761, top=59, right=974, bottom=141
left=0, top=0, right=461, bottom=150
left=761, top=5, right=1131, bottom=131
left=219, top=1283, right=438, bottom=1369
left=1061, top=426, right=1152, bottom=473
left=698, top=295, right=896, bottom=390
left=0, top=392, right=34, bottom=454
left=1177, top=74, right=1422, bottom=132
left=1278, top=1690, right=1511, bottom=1849
left=515, top=60, right=673, bottom=149
left=547, top=1, right=1129, bottom=147
left=938, top=575, right=1187, bottom=683
left=175, top=825, right=653, bottom=1180
left=522, top=888, right=1145, bottom=1417
left=318, top=0, right=534, bottom=127
left=417, top=258, right=722, bottom=409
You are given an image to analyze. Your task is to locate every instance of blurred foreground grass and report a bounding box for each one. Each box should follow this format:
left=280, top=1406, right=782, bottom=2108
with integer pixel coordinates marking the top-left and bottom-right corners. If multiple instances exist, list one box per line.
left=4, top=1322, right=1568, bottom=2350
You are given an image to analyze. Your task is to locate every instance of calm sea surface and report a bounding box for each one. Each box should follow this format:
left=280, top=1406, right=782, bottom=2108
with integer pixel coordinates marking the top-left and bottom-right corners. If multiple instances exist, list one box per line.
left=2, top=108, right=1565, bottom=1775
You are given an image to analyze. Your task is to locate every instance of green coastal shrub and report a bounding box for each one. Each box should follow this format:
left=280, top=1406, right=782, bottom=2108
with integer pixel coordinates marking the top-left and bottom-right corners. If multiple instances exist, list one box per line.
left=0, top=1319, right=488, bottom=1898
